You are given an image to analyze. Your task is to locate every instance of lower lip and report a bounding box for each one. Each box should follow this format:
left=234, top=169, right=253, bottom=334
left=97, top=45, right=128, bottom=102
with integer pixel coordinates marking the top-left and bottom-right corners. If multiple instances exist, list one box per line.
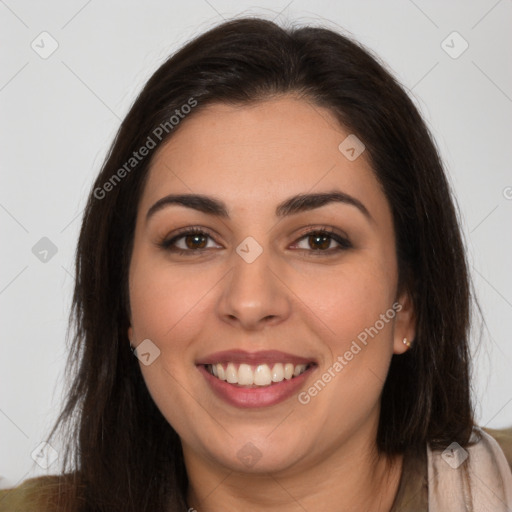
left=198, top=365, right=315, bottom=408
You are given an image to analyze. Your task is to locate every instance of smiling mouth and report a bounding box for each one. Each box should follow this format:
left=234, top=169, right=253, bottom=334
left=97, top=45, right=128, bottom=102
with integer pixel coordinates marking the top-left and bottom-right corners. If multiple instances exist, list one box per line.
left=203, top=362, right=316, bottom=387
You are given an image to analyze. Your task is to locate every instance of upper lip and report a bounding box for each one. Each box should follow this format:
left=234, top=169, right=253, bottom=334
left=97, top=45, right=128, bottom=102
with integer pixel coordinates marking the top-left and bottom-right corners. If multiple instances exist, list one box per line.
left=196, top=349, right=316, bottom=366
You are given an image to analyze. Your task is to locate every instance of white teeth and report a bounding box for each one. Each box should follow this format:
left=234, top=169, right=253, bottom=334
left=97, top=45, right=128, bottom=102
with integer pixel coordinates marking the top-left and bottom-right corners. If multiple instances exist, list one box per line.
left=254, top=364, right=272, bottom=386
left=226, top=362, right=238, bottom=384
left=293, top=364, right=306, bottom=377
left=207, top=362, right=310, bottom=386
left=238, top=364, right=254, bottom=385
left=216, top=363, right=226, bottom=381
left=271, top=363, right=284, bottom=382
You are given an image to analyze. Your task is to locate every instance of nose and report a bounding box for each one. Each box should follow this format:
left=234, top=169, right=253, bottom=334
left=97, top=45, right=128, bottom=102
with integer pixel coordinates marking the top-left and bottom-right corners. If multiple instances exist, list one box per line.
left=216, top=244, right=292, bottom=331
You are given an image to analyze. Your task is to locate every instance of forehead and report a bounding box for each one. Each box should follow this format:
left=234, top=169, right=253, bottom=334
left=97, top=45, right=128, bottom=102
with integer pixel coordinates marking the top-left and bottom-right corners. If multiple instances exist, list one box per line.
left=140, top=96, right=387, bottom=220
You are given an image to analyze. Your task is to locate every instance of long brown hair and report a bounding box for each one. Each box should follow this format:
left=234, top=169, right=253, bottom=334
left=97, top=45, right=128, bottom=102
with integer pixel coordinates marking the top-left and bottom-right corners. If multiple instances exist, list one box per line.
left=41, top=16, right=474, bottom=511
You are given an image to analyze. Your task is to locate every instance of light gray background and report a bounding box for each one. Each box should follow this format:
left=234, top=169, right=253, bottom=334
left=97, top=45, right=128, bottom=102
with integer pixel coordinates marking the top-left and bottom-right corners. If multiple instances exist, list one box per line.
left=1, top=0, right=511, bottom=488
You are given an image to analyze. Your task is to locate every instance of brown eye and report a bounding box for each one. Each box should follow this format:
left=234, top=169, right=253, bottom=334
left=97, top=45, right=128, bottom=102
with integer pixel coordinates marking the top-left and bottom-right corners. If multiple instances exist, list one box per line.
left=292, top=229, right=352, bottom=255
left=158, top=227, right=351, bottom=256
left=158, top=227, right=220, bottom=254
left=183, top=233, right=208, bottom=249
left=308, top=233, right=332, bottom=250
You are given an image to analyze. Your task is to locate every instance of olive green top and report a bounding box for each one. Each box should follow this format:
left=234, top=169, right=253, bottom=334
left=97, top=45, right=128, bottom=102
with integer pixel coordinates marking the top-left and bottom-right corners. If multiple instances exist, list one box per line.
left=1, top=427, right=511, bottom=511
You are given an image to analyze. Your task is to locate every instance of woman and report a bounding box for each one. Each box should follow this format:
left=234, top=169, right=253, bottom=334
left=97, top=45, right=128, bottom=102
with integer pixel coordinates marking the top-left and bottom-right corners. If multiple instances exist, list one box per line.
left=1, top=16, right=511, bottom=512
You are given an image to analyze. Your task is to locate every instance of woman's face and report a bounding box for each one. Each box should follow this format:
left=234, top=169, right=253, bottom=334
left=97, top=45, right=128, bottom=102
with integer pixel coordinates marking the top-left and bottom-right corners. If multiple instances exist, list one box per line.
left=128, top=96, right=415, bottom=474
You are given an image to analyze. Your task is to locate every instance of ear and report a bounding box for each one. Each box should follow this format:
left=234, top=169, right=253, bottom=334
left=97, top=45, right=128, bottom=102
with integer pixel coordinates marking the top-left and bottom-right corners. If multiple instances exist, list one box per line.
left=393, top=291, right=416, bottom=355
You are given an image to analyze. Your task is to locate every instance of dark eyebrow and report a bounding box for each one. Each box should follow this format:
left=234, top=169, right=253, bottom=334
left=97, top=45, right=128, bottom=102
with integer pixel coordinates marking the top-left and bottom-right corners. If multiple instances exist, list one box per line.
left=146, top=191, right=372, bottom=223
left=275, top=191, right=372, bottom=221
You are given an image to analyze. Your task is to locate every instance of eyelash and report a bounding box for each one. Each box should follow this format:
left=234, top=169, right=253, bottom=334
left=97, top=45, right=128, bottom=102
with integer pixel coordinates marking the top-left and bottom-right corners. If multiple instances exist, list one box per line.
left=157, top=225, right=352, bottom=257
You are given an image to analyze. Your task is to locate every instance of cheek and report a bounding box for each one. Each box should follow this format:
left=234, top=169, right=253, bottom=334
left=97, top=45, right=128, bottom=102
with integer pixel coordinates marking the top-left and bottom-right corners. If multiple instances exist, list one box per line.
left=294, top=257, right=399, bottom=413
left=129, top=253, right=211, bottom=343
left=295, top=263, right=398, bottom=424
left=128, top=258, right=213, bottom=432
left=298, top=256, right=397, bottom=342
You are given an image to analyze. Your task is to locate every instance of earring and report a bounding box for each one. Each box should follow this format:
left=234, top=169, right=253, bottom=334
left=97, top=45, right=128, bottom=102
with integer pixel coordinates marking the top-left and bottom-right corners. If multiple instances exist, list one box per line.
left=402, top=337, right=412, bottom=348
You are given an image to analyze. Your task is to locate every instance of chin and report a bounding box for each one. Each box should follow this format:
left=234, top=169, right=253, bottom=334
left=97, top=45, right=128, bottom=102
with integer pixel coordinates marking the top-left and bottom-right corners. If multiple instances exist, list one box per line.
left=202, top=431, right=311, bottom=474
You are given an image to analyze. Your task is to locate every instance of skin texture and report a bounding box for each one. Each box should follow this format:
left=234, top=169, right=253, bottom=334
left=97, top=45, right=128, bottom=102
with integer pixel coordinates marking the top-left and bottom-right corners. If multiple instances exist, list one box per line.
left=128, top=96, right=416, bottom=511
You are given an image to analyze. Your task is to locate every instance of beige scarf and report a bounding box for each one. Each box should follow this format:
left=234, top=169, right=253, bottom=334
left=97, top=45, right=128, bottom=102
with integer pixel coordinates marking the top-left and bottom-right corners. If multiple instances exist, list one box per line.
left=428, top=427, right=512, bottom=511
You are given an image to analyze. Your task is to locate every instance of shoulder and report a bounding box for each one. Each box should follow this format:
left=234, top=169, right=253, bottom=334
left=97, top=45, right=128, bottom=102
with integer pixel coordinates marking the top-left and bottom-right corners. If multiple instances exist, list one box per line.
left=423, top=426, right=512, bottom=510
left=482, top=426, right=512, bottom=472
left=0, top=473, right=76, bottom=512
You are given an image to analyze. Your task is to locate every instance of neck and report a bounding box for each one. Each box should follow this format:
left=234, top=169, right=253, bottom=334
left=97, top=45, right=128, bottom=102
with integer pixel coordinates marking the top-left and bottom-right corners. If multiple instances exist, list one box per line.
left=184, top=435, right=403, bottom=512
